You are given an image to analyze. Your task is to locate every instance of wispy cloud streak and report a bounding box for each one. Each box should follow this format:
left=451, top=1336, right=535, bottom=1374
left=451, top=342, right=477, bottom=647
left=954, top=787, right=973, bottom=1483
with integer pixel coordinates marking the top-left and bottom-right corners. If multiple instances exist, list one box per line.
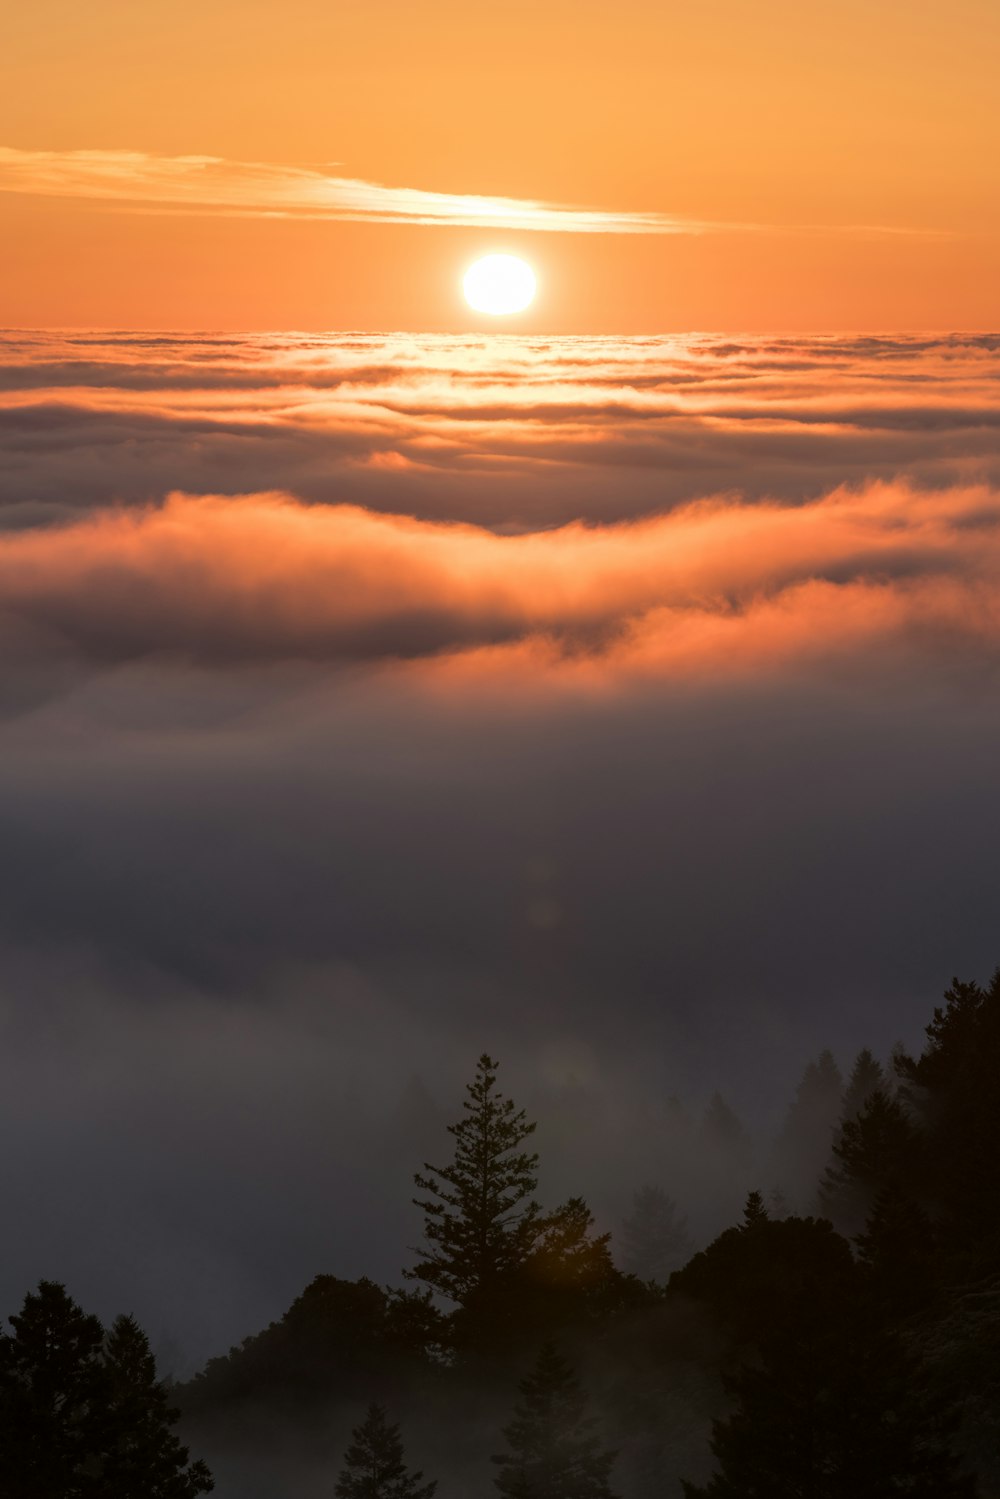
left=0, top=148, right=946, bottom=238
left=0, top=147, right=717, bottom=234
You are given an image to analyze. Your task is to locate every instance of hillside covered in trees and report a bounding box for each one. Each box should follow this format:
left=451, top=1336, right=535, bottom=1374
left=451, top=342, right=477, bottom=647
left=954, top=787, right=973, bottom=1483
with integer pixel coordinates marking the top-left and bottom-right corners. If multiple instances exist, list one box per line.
left=3, top=970, right=999, bottom=1496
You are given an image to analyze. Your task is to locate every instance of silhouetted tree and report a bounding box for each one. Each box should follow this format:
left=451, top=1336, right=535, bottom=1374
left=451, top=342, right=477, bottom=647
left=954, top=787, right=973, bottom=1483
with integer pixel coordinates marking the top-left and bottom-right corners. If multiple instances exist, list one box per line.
left=819, top=1088, right=917, bottom=1227
left=669, top=1213, right=857, bottom=1348
left=895, top=969, right=1000, bottom=1262
left=0, top=1280, right=104, bottom=1497
left=681, top=1310, right=973, bottom=1499
left=841, top=1047, right=888, bottom=1122
left=619, top=1187, right=693, bottom=1282
left=676, top=1200, right=973, bottom=1499
left=492, top=1343, right=617, bottom=1499
left=855, top=1190, right=938, bottom=1318
left=183, top=1276, right=433, bottom=1413
left=335, top=1403, right=436, bottom=1499
left=740, top=1190, right=768, bottom=1230
left=0, top=1284, right=213, bottom=1499
left=95, top=1314, right=213, bottom=1497
left=516, top=1198, right=642, bottom=1341
left=529, top=1199, right=615, bottom=1294
left=408, top=1055, right=542, bottom=1345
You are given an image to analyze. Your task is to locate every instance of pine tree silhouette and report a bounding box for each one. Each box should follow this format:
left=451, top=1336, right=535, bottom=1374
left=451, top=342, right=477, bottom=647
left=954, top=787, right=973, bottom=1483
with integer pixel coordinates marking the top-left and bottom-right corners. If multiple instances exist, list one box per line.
left=819, top=1088, right=916, bottom=1225
left=492, top=1343, right=617, bottom=1499
left=895, top=968, right=1000, bottom=1257
left=95, top=1314, right=214, bottom=1497
left=0, top=1280, right=104, bottom=1496
left=0, top=1284, right=213, bottom=1498
left=335, top=1403, right=436, bottom=1499
left=407, top=1054, right=542, bottom=1339
left=740, top=1191, right=769, bottom=1230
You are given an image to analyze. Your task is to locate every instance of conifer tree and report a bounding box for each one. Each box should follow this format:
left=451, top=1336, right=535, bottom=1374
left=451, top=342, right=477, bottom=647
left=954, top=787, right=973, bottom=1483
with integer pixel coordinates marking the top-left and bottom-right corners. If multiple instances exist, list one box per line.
left=619, top=1186, right=693, bottom=1282
left=492, top=1343, right=617, bottom=1499
left=95, top=1314, right=213, bottom=1497
left=819, top=1088, right=916, bottom=1225
left=408, top=1054, right=542, bottom=1310
left=855, top=1190, right=938, bottom=1317
left=335, top=1403, right=436, bottom=1499
left=681, top=1307, right=974, bottom=1499
left=530, top=1199, right=616, bottom=1292
left=518, top=1198, right=638, bottom=1340
left=0, top=1279, right=105, bottom=1497
left=0, top=1284, right=214, bottom=1499
left=740, top=1190, right=769, bottom=1230
left=895, top=968, right=1000, bottom=1255
left=841, top=1048, right=887, bottom=1122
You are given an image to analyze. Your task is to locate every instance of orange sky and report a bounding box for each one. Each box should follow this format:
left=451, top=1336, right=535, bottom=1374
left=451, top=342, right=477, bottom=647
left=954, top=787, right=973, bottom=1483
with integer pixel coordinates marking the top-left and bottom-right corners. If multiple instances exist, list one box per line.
left=2, top=0, right=999, bottom=329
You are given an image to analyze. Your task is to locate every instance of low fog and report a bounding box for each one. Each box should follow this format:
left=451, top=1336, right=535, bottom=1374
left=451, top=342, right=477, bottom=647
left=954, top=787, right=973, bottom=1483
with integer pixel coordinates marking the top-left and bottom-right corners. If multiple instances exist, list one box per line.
left=1, top=330, right=999, bottom=1404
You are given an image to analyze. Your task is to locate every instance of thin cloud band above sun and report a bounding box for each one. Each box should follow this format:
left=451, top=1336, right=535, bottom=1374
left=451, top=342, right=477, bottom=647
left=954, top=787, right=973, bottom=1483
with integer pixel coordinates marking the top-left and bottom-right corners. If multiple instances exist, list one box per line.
left=0, top=146, right=713, bottom=235
left=0, top=147, right=940, bottom=239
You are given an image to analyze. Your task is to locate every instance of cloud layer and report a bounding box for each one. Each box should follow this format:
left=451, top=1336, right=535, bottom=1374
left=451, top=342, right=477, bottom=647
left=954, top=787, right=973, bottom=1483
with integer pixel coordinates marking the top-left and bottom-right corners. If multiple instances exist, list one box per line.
left=4, top=481, right=1000, bottom=678
left=3, top=331, right=998, bottom=533
left=3, top=330, right=1000, bottom=1369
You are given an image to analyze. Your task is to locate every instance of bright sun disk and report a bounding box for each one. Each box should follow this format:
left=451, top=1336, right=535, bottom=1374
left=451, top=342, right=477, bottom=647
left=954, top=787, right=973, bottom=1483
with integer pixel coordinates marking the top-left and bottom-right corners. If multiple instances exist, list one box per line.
left=463, top=254, right=536, bottom=315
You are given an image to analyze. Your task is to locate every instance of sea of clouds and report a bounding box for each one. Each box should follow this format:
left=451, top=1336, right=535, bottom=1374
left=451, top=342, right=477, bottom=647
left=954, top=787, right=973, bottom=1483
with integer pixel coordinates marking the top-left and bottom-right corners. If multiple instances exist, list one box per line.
left=2, top=331, right=1000, bottom=1363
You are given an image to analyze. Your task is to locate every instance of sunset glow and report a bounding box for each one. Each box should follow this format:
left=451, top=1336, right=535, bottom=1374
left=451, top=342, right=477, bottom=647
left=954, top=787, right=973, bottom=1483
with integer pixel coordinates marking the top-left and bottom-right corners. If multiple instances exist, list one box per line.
left=2, top=7, right=999, bottom=1497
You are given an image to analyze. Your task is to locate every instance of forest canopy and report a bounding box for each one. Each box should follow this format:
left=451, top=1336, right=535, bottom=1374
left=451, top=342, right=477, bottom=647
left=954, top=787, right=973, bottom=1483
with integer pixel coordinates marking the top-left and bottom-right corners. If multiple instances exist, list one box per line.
left=5, top=972, right=1000, bottom=1497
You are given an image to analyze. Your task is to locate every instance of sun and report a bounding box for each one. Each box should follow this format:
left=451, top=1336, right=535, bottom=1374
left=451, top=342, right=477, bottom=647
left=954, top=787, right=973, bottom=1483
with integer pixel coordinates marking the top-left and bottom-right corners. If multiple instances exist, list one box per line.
left=463, top=254, right=537, bottom=316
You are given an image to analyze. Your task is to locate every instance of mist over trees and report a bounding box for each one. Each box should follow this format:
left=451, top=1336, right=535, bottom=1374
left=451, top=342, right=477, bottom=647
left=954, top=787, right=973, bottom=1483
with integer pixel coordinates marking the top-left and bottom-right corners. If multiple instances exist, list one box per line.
left=7, top=972, right=1000, bottom=1497
left=493, top=1344, right=618, bottom=1499
left=618, top=1187, right=693, bottom=1283
left=335, top=1403, right=436, bottom=1499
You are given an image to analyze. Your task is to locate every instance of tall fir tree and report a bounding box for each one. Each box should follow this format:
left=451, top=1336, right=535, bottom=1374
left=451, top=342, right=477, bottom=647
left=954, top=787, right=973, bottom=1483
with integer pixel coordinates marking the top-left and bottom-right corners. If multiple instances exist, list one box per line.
left=407, top=1054, right=542, bottom=1339
left=335, top=1403, right=436, bottom=1499
left=619, top=1186, right=693, bottom=1282
left=492, top=1343, right=617, bottom=1499
left=0, top=1280, right=105, bottom=1498
left=94, top=1314, right=213, bottom=1497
